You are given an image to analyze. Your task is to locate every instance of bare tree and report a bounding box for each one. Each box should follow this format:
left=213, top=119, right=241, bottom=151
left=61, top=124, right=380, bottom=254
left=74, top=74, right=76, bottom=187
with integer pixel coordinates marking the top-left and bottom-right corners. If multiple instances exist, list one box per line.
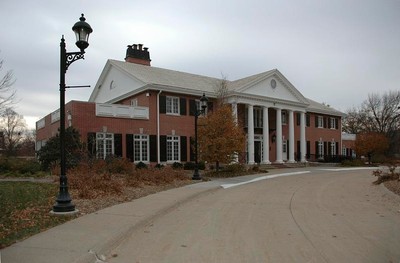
left=0, top=108, right=26, bottom=156
left=342, top=91, right=400, bottom=155
left=0, top=53, right=17, bottom=114
left=213, top=75, right=231, bottom=106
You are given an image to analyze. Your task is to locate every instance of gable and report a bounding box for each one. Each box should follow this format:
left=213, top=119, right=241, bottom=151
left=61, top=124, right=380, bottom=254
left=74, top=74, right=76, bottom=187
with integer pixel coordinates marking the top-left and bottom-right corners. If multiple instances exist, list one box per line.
left=233, top=70, right=309, bottom=105
left=89, top=62, right=146, bottom=103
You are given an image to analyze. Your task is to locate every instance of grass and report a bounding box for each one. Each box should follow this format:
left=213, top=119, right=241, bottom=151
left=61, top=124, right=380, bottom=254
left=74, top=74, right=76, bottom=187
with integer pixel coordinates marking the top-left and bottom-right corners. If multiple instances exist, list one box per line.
left=0, top=182, right=74, bottom=248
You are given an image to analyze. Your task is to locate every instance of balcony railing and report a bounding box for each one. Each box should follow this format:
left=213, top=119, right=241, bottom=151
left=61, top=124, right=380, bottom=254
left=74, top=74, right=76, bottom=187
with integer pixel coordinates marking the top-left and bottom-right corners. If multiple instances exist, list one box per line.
left=96, top=103, right=149, bottom=119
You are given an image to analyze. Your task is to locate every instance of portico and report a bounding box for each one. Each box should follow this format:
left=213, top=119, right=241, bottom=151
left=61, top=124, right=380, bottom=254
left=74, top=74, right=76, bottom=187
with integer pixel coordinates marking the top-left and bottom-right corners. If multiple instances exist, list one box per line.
left=226, top=69, right=311, bottom=164
left=231, top=100, right=307, bottom=164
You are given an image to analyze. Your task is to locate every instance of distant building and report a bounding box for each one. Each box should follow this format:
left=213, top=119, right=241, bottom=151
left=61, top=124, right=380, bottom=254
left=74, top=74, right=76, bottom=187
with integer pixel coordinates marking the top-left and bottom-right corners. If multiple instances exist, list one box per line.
left=342, top=133, right=356, bottom=158
left=36, top=43, right=352, bottom=164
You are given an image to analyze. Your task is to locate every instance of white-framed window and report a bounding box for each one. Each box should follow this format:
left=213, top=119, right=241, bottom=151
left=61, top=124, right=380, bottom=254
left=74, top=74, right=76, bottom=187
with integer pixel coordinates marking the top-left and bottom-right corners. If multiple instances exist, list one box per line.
left=282, top=140, right=287, bottom=154
left=195, top=100, right=208, bottom=115
left=166, top=96, right=179, bottom=115
left=318, top=140, right=324, bottom=158
left=96, top=133, right=114, bottom=159
left=167, top=135, right=180, bottom=162
left=282, top=111, right=287, bottom=125
left=330, top=117, right=336, bottom=129
left=131, top=99, right=138, bottom=107
left=134, top=134, right=149, bottom=162
left=342, top=147, right=347, bottom=156
left=254, top=107, right=263, bottom=128
left=331, top=141, right=336, bottom=156
left=317, top=116, right=324, bottom=128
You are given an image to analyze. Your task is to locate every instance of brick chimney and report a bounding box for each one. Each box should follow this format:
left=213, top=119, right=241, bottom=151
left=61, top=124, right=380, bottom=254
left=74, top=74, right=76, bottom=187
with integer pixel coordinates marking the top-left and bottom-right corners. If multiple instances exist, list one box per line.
left=125, top=44, right=151, bottom=66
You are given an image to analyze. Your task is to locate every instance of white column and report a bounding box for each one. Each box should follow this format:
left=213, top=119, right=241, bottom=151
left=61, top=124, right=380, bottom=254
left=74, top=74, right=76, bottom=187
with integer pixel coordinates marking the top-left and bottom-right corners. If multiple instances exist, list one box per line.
left=247, top=104, right=255, bottom=164
left=232, top=102, right=238, bottom=124
left=288, top=110, right=295, bottom=163
left=300, top=112, right=307, bottom=162
left=262, top=106, right=270, bottom=164
left=275, top=108, right=283, bottom=163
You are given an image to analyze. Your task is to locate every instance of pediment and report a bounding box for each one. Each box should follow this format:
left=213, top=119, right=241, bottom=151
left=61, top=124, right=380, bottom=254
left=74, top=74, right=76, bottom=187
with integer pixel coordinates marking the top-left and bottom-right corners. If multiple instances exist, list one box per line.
left=233, top=70, right=309, bottom=105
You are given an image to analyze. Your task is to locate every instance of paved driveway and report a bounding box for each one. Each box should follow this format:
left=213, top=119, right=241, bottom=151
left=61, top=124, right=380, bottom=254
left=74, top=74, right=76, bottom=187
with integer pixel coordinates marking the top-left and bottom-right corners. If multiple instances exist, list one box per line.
left=108, top=168, right=400, bottom=263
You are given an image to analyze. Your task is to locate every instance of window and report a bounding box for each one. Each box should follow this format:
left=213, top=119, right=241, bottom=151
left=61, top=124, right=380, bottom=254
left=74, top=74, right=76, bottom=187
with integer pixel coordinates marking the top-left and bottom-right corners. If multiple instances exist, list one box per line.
left=167, top=136, right=180, bottom=162
left=318, top=140, right=324, bottom=158
left=96, top=133, right=114, bottom=159
left=166, top=96, right=179, bottom=115
left=317, top=116, right=324, bottom=128
left=330, top=141, right=336, bottom=156
left=131, top=99, right=138, bottom=107
left=282, top=111, right=287, bottom=125
left=254, top=107, right=263, bottom=128
left=342, top=147, right=347, bottom=156
left=195, top=100, right=208, bottom=115
left=134, top=134, right=149, bottom=162
left=330, top=117, right=336, bottom=129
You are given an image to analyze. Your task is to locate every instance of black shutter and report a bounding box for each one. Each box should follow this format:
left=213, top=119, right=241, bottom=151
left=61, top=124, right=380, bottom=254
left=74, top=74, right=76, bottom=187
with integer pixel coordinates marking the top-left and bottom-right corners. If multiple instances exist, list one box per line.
left=159, top=95, right=166, bottom=114
left=150, top=135, right=157, bottom=162
left=335, top=118, right=339, bottom=130
left=296, top=141, right=300, bottom=160
left=324, top=117, right=328, bottom=128
left=307, top=141, right=310, bottom=158
left=180, top=98, right=187, bottom=115
left=306, top=114, right=310, bottom=127
left=189, top=99, right=196, bottom=116
left=328, top=118, right=331, bottom=129
left=315, top=141, right=319, bottom=158
left=315, top=116, right=318, bottom=127
left=190, top=136, right=195, bottom=161
left=324, top=142, right=328, bottom=156
left=180, top=136, right=187, bottom=162
left=296, top=113, right=300, bottom=126
left=207, top=101, right=213, bottom=113
left=126, top=134, right=133, bottom=162
left=160, top=135, right=167, bottom=162
left=114, top=134, right=122, bottom=157
left=87, top=132, right=96, bottom=157
left=336, top=142, right=339, bottom=155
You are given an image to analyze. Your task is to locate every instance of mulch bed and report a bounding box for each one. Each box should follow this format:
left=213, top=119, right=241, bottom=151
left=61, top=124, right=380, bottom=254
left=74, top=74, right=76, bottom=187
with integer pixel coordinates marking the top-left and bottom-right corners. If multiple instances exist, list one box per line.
left=384, top=180, right=400, bottom=196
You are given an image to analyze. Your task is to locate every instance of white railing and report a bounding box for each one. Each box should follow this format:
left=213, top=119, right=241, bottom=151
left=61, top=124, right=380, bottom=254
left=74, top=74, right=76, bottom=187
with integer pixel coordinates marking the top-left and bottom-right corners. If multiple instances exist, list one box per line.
left=51, top=109, right=60, bottom=123
left=96, top=103, right=149, bottom=119
left=36, top=118, right=46, bottom=129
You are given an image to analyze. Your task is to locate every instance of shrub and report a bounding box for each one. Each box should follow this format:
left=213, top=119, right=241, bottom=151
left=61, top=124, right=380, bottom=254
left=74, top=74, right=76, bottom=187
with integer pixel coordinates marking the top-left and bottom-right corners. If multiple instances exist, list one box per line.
left=105, top=156, right=133, bottom=174
left=0, top=158, right=43, bottom=176
left=135, top=161, right=148, bottom=169
left=154, top=163, right=164, bottom=169
left=172, top=162, right=183, bottom=169
left=68, top=164, right=124, bottom=199
left=184, top=162, right=195, bottom=170
left=341, top=159, right=364, bottom=167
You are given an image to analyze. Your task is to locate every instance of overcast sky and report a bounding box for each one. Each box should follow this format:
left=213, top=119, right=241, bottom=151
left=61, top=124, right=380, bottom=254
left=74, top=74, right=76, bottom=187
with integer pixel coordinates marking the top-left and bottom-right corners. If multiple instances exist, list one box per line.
left=1, top=0, right=399, bottom=129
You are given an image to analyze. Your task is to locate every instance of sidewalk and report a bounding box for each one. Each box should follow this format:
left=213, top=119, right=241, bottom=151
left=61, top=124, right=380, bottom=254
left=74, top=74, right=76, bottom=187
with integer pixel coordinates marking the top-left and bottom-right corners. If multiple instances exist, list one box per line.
left=1, top=181, right=221, bottom=263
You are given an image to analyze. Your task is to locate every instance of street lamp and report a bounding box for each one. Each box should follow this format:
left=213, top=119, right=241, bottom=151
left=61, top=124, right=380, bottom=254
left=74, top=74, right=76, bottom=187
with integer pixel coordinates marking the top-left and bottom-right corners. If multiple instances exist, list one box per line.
left=53, top=14, right=93, bottom=213
left=192, top=93, right=208, bottom=180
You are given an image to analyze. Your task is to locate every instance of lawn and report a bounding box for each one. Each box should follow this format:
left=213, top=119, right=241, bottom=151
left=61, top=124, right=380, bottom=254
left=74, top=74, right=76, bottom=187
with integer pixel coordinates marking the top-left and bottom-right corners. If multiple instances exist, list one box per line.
left=0, top=181, right=74, bottom=248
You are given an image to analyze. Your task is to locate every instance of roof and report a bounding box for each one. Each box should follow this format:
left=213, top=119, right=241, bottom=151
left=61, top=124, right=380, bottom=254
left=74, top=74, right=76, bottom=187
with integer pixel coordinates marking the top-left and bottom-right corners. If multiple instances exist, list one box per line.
left=109, top=59, right=221, bottom=94
left=90, top=59, right=344, bottom=116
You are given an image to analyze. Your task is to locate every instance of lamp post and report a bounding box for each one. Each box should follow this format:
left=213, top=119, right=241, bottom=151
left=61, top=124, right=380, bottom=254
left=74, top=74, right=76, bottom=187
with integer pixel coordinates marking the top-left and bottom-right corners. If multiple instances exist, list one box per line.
left=192, top=93, right=208, bottom=180
left=53, top=14, right=93, bottom=213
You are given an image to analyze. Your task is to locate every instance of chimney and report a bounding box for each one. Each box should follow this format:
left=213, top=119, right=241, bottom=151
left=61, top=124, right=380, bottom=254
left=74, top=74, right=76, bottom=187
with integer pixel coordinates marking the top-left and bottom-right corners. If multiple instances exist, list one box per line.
left=125, top=43, right=151, bottom=66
